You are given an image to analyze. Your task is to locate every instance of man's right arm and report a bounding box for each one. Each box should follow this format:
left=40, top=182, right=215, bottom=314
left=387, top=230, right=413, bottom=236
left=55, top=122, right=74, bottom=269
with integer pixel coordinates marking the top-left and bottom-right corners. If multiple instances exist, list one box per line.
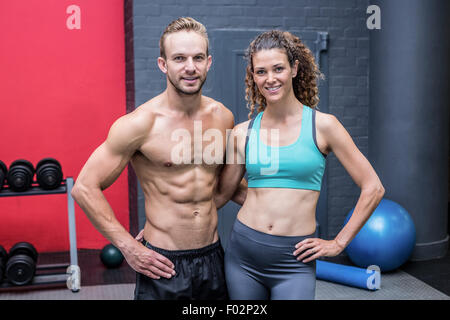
left=71, top=112, right=175, bottom=279
left=215, top=123, right=247, bottom=209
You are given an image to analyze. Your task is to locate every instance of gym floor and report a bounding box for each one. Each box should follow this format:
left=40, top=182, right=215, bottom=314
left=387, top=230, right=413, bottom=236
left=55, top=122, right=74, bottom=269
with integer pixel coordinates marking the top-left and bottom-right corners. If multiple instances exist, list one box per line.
left=325, top=247, right=450, bottom=297
left=36, top=249, right=136, bottom=288
left=0, top=246, right=449, bottom=300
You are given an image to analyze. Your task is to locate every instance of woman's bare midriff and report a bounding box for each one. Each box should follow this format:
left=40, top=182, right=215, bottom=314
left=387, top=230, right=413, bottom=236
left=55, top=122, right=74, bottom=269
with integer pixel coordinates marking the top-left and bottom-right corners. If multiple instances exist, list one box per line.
left=237, top=187, right=319, bottom=236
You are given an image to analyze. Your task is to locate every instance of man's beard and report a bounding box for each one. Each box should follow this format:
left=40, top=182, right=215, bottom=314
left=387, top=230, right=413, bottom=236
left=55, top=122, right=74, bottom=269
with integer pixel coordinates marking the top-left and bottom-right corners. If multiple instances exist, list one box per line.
left=168, top=74, right=206, bottom=96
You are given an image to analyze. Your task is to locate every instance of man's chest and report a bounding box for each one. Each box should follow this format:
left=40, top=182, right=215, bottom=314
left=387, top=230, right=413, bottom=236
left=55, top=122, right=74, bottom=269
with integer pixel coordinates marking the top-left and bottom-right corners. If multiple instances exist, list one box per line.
left=140, top=118, right=229, bottom=167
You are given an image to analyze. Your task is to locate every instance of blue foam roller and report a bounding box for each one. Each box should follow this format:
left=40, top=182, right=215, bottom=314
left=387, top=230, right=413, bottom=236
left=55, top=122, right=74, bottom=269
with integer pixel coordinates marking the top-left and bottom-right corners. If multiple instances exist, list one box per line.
left=316, top=260, right=381, bottom=291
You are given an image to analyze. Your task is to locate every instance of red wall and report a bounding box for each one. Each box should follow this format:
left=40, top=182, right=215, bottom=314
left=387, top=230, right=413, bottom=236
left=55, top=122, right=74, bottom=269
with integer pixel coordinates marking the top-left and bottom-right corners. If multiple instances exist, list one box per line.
left=0, top=0, right=129, bottom=252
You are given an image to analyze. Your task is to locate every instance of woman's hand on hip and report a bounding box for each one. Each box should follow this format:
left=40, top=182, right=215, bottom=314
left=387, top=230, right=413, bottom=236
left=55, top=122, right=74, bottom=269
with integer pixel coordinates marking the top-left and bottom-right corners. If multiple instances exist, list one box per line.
left=293, top=238, right=344, bottom=263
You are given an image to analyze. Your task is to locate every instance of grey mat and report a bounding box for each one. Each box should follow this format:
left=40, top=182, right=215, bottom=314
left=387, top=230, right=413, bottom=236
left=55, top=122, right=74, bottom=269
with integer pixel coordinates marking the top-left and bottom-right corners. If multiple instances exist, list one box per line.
left=316, top=269, right=450, bottom=300
left=0, top=270, right=448, bottom=300
left=0, top=283, right=135, bottom=300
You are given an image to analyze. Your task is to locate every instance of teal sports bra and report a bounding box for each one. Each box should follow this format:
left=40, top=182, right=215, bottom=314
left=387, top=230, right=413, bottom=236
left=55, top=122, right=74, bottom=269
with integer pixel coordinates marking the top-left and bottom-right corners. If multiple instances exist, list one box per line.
left=245, top=105, right=326, bottom=191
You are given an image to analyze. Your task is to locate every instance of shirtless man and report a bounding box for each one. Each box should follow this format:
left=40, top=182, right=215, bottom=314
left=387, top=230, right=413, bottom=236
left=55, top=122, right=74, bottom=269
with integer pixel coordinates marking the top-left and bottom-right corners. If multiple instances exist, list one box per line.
left=71, top=17, right=240, bottom=300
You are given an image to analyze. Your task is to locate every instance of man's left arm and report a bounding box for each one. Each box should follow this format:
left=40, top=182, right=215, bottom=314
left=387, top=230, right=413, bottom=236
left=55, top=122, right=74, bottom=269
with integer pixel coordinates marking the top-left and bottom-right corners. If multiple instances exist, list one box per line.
left=230, top=178, right=247, bottom=206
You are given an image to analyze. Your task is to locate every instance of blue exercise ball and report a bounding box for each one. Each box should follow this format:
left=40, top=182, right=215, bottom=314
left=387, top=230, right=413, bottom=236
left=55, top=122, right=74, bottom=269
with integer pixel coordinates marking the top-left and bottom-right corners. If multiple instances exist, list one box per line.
left=344, top=198, right=416, bottom=272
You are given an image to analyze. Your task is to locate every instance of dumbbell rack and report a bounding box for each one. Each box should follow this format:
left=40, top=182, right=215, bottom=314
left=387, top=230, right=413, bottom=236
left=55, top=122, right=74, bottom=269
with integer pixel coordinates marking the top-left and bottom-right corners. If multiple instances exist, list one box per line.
left=0, top=178, right=80, bottom=292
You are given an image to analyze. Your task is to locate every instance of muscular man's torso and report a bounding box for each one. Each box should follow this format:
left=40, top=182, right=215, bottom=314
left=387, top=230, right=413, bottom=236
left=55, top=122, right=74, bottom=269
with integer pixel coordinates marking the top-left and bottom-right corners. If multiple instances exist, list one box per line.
left=130, top=94, right=233, bottom=250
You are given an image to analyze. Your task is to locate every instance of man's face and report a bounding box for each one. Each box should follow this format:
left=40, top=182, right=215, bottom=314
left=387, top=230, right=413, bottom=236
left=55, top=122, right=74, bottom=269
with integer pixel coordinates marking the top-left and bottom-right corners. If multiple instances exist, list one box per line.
left=159, top=31, right=211, bottom=96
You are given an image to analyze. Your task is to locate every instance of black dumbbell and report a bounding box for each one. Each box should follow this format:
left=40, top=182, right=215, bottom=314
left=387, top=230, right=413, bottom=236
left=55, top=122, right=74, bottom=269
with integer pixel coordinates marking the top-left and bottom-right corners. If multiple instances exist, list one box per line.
left=6, top=159, right=35, bottom=192
left=5, top=242, right=38, bottom=286
left=0, top=160, right=7, bottom=191
left=0, top=245, right=7, bottom=283
left=36, top=158, right=63, bottom=190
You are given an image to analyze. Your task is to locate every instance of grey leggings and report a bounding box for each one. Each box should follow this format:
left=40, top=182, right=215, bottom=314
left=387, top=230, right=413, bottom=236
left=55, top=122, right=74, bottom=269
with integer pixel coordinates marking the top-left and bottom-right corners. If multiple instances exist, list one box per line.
left=225, top=219, right=316, bottom=300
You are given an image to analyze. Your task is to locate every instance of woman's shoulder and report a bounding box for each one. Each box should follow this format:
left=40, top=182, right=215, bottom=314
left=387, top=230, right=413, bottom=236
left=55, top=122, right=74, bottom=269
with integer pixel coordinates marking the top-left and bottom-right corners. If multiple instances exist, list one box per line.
left=235, top=119, right=252, bottom=130
left=229, top=119, right=253, bottom=141
left=314, top=108, right=340, bottom=133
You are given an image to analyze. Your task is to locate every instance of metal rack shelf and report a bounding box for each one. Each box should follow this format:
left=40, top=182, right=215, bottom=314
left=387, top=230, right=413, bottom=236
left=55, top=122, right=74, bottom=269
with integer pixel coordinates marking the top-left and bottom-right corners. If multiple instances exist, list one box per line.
left=0, top=178, right=80, bottom=292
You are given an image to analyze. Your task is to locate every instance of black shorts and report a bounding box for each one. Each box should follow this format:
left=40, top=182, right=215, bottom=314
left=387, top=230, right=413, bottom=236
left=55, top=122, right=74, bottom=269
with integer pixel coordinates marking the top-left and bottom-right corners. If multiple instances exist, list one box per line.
left=134, top=238, right=229, bottom=300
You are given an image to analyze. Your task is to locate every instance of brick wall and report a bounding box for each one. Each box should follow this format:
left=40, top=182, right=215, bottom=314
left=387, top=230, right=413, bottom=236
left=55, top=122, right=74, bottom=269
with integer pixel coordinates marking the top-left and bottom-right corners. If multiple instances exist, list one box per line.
left=124, top=0, right=138, bottom=236
left=127, top=0, right=371, bottom=239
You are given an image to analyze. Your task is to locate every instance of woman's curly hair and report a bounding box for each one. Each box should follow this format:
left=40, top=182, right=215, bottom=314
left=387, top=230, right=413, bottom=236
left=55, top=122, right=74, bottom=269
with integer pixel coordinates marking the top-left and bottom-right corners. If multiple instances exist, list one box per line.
left=245, top=30, right=323, bottom=119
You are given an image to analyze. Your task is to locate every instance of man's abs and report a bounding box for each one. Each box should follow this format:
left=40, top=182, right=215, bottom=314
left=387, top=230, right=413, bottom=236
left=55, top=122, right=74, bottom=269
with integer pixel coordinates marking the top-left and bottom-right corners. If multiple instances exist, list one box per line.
left=132, top=153, right=220, bottom=250
left=143, top=199, right=219, bottom=250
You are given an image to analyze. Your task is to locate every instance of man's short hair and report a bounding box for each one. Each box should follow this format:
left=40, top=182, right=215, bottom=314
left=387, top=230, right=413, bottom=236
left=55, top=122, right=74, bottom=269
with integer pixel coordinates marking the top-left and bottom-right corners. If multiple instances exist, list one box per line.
left=159, top=17, right=209, bottom=59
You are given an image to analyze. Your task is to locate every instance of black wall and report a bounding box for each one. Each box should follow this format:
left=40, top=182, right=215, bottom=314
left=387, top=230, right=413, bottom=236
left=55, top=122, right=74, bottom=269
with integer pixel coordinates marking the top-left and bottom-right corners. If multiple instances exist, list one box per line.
left=369, top=0, right=450, bottom=260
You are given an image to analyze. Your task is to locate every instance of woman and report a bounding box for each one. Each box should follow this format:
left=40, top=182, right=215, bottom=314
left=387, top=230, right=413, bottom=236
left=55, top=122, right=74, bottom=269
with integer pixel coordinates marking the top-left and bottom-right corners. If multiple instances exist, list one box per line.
left=215, top=30, right=385, bottom=300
